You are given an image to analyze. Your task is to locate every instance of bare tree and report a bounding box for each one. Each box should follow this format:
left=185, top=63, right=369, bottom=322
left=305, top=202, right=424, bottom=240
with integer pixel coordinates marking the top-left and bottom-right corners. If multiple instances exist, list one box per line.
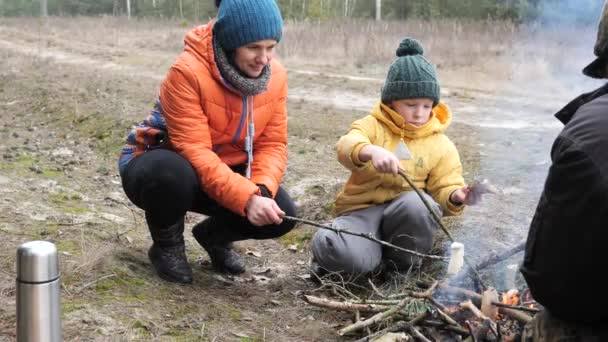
left=179, top=0, right=184, bottom=19
left=126, top=0, right=131, bottom=19
left=375, top=0, right=381, bottom=21
left=40, top=0, right=47, bottom=17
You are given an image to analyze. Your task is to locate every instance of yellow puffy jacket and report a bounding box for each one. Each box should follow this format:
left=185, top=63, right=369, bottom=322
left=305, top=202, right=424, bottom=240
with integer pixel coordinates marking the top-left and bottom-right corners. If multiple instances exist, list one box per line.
left=334, top=101, right=465, bottom=216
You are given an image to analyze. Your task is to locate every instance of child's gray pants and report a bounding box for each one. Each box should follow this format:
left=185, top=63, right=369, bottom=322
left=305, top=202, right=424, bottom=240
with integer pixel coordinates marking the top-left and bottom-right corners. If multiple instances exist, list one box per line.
left=311, top=191, right=442, bottom=275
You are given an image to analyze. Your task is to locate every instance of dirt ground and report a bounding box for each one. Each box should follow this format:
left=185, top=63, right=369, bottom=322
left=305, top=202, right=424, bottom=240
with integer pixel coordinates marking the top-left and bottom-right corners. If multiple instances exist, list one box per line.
left=0, top=17, right=602, bottom=341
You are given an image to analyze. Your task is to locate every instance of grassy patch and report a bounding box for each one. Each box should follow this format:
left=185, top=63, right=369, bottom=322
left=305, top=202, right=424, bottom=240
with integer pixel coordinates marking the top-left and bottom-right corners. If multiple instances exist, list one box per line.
left=279, top=227, right=315, bottom=249
left=49, top=191, right=89, bottom=214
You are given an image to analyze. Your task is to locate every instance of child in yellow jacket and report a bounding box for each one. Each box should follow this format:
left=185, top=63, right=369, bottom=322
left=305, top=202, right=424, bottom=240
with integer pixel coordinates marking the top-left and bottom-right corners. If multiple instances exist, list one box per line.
left=311, top=38, right=479, bottom=276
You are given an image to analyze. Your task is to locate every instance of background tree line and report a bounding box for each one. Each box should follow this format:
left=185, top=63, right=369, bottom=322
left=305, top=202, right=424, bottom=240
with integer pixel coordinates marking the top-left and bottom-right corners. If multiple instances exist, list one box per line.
left=0, top=0, right=602, bottom=25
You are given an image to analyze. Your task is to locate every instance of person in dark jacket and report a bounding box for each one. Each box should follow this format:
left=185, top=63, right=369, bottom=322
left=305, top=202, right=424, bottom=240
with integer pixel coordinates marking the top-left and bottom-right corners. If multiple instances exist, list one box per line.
left=520, top=2, right=608, bottom=339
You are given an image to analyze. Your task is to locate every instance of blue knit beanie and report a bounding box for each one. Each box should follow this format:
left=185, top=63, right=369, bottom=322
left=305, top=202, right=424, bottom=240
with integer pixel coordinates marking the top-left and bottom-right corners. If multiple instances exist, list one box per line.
left=214, top=0, right=283, bottom=51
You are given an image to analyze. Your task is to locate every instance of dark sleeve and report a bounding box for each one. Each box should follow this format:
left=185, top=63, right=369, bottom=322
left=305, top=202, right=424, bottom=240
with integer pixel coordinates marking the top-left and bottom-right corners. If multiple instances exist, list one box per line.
left=521, top=134, right=608, bottom=323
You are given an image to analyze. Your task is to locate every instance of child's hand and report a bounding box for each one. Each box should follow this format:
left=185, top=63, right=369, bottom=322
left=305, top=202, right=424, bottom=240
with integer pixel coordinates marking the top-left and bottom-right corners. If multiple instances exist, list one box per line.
left=451, top=180, right=498, bottom=206
left=360, top=145, right=400, bottom=175
left=450, top=187, right=471, bottom=205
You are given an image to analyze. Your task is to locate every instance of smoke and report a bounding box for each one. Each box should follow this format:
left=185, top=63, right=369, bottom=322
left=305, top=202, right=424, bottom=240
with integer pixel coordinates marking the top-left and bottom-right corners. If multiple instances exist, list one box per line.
left=536, top=0, right=603, bottom=26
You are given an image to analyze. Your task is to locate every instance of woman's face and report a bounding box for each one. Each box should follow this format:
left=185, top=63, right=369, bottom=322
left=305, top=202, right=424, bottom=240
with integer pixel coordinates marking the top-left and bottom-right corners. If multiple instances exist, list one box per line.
left=233, top=39, right=277, bottom=78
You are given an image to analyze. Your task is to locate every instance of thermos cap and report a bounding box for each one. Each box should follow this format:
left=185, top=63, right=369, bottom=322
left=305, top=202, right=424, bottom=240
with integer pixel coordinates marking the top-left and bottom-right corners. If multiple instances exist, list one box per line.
left=17, top=241, right=59, bottom=283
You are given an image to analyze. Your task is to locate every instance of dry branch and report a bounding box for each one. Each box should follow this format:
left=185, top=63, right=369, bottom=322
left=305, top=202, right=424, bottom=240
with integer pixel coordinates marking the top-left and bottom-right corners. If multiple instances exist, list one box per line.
left=409, top=326, right=431, bottom=342
left=459, top=300, right=498, bottom=336
left=474, top=241, right=525, bottom=271
left=304, top=295, right=391, bottom=313
left=354, top=311, right=429, bottom=342
left=284, top=215, right=446, bottom=260
left=338, top=296, right=412, bottom=336
left=490, top=301, right=540, bottom=313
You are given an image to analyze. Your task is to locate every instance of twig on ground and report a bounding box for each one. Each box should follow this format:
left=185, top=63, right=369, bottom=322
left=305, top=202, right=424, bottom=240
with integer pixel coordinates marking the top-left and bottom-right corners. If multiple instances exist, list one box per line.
left=338, top=296, right=412, bottom=336
left=354, top=310, right=429, bottom=342
left=421, top=320, right=468, bottom=335
left=0, top=227, right=38, bottom=237
left=368, top=278, right=386, bottom=299
left=73, top=273, right=116, bottom=294
left=303, top=295, right=391, bottom=313
left=409, top=326, right=432, bottom=342
left=283, top=216, right=447, bottom=261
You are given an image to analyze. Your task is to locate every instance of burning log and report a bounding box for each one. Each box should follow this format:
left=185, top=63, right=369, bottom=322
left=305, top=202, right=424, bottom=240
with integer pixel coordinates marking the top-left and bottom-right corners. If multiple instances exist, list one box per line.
left=420, top=281, right=534, bottom=323
left=480, top=288, right=499, bottom=320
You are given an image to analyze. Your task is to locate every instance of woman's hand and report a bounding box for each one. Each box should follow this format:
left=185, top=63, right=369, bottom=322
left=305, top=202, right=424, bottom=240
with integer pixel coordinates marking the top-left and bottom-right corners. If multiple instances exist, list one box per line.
left=245, top=194, right=285, bottom=226
left=360, top=145, right=400, bottom=175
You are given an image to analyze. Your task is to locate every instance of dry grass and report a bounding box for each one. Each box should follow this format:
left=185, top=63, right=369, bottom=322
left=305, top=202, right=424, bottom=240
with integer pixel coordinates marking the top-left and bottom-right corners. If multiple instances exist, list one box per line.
left=1, top=16, right=598, bottom=97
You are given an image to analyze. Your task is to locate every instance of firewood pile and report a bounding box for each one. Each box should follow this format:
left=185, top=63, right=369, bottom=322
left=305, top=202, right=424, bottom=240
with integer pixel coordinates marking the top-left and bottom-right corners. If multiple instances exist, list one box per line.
left=301, top=242, right=539, bottom=341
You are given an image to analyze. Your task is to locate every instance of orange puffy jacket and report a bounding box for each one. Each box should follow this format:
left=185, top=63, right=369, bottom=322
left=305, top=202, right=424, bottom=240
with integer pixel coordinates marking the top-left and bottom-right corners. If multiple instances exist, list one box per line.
left=159, top=22, right=288, bottom=216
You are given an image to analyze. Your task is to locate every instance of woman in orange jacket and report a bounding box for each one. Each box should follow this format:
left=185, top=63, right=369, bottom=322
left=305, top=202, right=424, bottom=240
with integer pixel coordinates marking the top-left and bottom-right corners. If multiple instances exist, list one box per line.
left=118, top=0, right=296, bottom=284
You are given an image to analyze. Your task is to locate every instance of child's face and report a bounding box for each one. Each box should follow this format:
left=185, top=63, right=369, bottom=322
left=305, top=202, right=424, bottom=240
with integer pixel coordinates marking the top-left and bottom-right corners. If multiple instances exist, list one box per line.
left=390, top=98, right=434, bottom=127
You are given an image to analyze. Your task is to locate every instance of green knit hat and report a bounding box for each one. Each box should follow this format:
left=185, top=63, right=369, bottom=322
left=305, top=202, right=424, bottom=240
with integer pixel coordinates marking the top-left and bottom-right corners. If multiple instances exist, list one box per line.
left=381, top=38, right=440, bottom=106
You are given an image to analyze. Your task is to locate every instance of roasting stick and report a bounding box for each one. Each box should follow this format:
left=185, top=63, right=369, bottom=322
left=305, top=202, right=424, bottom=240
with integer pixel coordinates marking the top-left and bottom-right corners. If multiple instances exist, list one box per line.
left=283, top=215, right=446, bottom=261
left=397, top=169, right=487, bottom=289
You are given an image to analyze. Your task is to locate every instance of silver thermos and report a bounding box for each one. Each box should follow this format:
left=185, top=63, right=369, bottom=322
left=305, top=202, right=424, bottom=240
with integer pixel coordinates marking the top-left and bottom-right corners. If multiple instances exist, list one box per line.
left=16, top=241, right=62, bottom=342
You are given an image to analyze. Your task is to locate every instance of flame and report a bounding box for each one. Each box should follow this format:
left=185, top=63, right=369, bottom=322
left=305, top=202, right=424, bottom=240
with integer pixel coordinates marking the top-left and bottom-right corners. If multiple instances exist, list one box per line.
left=501, top=289, right=519, bottom=305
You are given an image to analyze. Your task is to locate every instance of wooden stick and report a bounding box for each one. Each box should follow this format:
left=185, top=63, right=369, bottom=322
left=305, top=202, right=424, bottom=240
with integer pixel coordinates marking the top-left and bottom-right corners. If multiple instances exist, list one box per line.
left=354, top=311, right=429, bottom=342
left=368, top=278, right=386, bottom=299
left=338, top=296, right=411, bottom=336
left=409, top=326, right=431, bottom=342
left=464, top=320, right=478, bottom=342
left=396, top=169, right=486, bottom=289
left=284, top=215, right=447, bottom=260
left=421, top=320, right=469, bottom=335
left=303, top=295, right=391, bottom=313
left=474, top=241, right=525, bottom=271
left=490, top=301, right=540, bottom=313
left=460, top=300, right=498, bottom=337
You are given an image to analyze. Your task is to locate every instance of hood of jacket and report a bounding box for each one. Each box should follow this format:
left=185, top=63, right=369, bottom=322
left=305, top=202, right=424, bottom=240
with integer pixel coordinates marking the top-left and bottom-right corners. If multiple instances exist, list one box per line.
left=372, top=101, right=453, bottom=140
left=183, top=22, right=223, bottom=84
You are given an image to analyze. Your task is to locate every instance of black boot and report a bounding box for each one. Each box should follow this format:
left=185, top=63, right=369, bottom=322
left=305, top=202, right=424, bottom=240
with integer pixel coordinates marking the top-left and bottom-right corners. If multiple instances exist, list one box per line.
left=147, top=218, right=193, bottom=284
left=192, top=219, right=246, bottom=274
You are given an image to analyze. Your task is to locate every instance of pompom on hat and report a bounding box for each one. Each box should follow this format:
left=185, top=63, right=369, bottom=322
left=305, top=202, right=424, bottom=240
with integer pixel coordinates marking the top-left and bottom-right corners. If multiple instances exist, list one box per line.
left=213, top=0, right=283, bottom=51
left=381, top=38, right=440, bottom=106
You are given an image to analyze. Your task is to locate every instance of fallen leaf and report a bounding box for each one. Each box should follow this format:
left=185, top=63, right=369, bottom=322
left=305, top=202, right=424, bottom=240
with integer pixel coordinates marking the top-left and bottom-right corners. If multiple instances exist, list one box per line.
left=245, top=250, right=262, bottom=257
left=250, top=267, right=272, bottom=274
left=288, top=244, right=298, bottom=252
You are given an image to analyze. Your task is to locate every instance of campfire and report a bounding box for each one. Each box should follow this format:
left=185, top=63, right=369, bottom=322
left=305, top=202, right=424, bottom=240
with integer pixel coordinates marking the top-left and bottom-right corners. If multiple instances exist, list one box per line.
left=302, top=240, right=539, bottom=341
left=501, top=289, right=519, bottom=306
